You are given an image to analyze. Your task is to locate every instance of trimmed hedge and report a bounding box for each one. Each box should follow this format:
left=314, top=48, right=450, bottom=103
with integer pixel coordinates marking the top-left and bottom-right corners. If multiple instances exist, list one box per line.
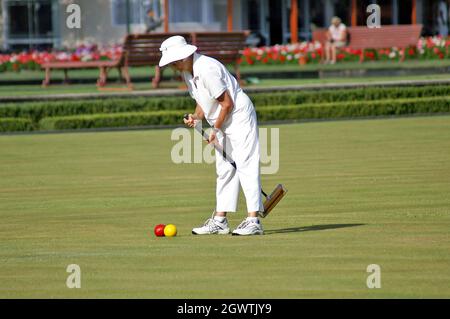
left=0, top=97, right=193, bottom=123
left=250, top=85, right=450, bottom=107
left=256, top=96, right=450, bottom=121
left=0, top=118, right=34, bottom=132
left=37, top=96, right=450, bottom=131
left=1, top=85, right=449, bottom=122
left=39, top=110, right=185, bottom=130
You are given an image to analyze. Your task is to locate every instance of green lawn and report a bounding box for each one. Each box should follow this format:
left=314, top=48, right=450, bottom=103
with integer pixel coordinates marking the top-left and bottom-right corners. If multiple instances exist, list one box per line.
left=1, top=116, right=450, bottom=298
left=0, top=73, right=449, bottom=97
left=0, top=59, right=448, bottom=98
left=1, top=59, right=449, bottom=82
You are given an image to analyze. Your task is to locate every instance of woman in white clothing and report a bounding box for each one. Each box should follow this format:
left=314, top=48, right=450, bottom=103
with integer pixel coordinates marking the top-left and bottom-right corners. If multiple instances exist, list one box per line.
left=159, top=35, right=264, bottom=236
left=325, top=16, right=347, bottom=64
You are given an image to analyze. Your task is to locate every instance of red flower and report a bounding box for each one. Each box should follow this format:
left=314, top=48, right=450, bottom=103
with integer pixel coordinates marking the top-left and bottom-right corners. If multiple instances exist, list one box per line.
left=365, top=51, right=375, bottom=59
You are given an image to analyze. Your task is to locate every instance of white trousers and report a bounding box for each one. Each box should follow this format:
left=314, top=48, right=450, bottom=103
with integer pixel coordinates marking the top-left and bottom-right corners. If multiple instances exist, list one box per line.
left=215, top=107, right=264, bottom=213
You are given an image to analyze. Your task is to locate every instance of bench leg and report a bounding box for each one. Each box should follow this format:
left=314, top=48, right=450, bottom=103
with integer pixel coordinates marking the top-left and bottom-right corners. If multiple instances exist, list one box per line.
left=42, top=67, right=51, bottom=87
left=63, top=69, right=70, bottom=84
left=117, top=67, right=124, bottom=83
left=400, top=48, right=405, bottom=62
left=152, top=66, right=162, bottom=89
left=97, top=66, right=108, bottom=87
left=121, top=66, right=133, bottom=89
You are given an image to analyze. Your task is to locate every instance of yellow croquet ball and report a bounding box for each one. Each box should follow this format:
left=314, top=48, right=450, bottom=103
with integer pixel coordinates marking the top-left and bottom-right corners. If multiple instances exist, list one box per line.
left=164, top=224, right=177, bottom=237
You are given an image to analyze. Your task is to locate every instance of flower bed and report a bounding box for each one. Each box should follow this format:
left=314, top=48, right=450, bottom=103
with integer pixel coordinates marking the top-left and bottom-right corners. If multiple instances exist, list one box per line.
left=0, top=37, right=449, bottom=72
left=239, top=36, right=450, bottom=66
left=0, top=44, right=122, bottom=72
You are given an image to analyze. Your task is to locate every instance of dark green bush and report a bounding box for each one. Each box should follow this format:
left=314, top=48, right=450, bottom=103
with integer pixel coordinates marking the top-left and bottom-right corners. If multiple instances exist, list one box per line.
left=0, top=118, right=34, bottom=132
left=1, top=85, right=449, bottom=123
left=249, top=85, right=450, bottom=107
left=36, top=96, right=450, bottom=131
left=39, top=110, right=185, bottom=130
left=0, top=96, right=193, bottom=123
left=256, top=96, right=450, bottom=121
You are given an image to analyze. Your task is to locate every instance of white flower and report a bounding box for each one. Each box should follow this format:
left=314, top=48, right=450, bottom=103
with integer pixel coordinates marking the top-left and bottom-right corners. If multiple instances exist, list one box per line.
left=81, top=54, right=92, bottom=61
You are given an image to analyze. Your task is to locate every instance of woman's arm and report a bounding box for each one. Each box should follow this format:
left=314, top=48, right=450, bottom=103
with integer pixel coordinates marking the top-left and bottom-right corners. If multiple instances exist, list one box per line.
left=339, top=29, right=347, bottom=42
left=193, top=104, right=205, bottom=120
left=214, top=90, right=234, bottom=131
left=207, top=90, right=234, bottom=144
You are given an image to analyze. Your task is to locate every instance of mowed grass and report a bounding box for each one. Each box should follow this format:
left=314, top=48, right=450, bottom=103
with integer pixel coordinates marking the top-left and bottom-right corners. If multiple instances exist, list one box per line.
left=0, top=116, right=449, bottom=298
left=0, top=73, right=449, bottom=97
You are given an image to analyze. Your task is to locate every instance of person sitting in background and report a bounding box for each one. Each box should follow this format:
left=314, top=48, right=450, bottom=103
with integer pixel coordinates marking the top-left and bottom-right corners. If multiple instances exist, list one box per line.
left=324, top=17, right=347, bottom=64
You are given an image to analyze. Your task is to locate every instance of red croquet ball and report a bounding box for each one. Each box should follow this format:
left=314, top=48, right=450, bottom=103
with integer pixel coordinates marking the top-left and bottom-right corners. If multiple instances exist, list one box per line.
left=154, top=224, right=166, bottom=237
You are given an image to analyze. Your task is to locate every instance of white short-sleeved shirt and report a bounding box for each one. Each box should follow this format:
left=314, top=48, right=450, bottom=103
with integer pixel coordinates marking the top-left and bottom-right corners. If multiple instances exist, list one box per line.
left=182, top=53, right=252, bottom=131
left=329, top=23, right=347, bottom=41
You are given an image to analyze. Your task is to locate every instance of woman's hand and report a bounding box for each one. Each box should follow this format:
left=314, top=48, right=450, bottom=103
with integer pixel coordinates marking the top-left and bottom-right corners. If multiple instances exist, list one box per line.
left=183, top=114, right=196, bottom=128
left=208, top=129, right=217, bottom=144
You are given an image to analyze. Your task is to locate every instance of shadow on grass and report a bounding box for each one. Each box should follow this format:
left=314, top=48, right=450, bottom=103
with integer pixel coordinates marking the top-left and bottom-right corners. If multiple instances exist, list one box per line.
left=265, top=223, right=365, bottom=235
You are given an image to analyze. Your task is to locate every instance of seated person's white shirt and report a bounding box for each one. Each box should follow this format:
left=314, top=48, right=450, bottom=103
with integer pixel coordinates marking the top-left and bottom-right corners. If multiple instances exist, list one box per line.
left=329, top=23, right=347, bottom=41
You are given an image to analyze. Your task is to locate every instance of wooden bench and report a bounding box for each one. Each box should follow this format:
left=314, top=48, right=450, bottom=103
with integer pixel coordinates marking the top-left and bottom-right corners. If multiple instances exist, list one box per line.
left=41, top=32, right=191, bottom=88
left=41, top=60, right=118, bottom=87
left=192, top=31, right=250, bottom=81
left=312, top=24, right=423, bottom=62
left=118, top=32, right=192, bottom=88
left=41, top=31, right=248, bottom=88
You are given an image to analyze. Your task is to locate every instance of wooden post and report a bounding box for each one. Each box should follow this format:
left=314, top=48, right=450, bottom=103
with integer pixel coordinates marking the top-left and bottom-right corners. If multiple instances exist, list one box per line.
left=164, top=0, right=169, bottom=32
left=290, top=0, right=298, bottom=44
left=411, top=0, right=416, bottom=24
left=227, top=0, right=233, bottom=31
left=125, top=0, right=131, bottom=34
left=351, top=0, right=357, bottom=26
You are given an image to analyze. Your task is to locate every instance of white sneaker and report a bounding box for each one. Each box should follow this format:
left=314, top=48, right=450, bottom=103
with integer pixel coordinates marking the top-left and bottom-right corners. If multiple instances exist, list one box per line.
left=232, top=218, right=264, bottom=236
left=192, top=214, right=230, bottom=235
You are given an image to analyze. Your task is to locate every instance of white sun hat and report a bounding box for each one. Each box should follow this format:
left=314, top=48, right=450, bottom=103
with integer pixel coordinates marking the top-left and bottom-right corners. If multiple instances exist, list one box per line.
left=158, top=35, right=197, bottom=67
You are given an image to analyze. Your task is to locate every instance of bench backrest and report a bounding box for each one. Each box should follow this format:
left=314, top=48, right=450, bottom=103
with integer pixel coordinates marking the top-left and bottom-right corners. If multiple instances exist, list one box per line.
left=312, top=24, right=422, bottom=49
left=122, top=32, right=192, bottom=66
left=192, top=31, right=250, bottom=64
left=122, top=31, right=249, bottom=67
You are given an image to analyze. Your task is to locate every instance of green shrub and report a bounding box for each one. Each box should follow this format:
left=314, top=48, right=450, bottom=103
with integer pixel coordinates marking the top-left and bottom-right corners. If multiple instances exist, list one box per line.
left=1, top=85, right=449, bottom=122
left=249, top=85, right=450, bottom=107
left=37, top=96, right=450, bottom=131
left=0, top=96, right=193, bottom=123
left=0, top=118, right=34, bottom=132
left=256, top=96, right=450, bottom=121
left=39, top=110, right=185, bottom=130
